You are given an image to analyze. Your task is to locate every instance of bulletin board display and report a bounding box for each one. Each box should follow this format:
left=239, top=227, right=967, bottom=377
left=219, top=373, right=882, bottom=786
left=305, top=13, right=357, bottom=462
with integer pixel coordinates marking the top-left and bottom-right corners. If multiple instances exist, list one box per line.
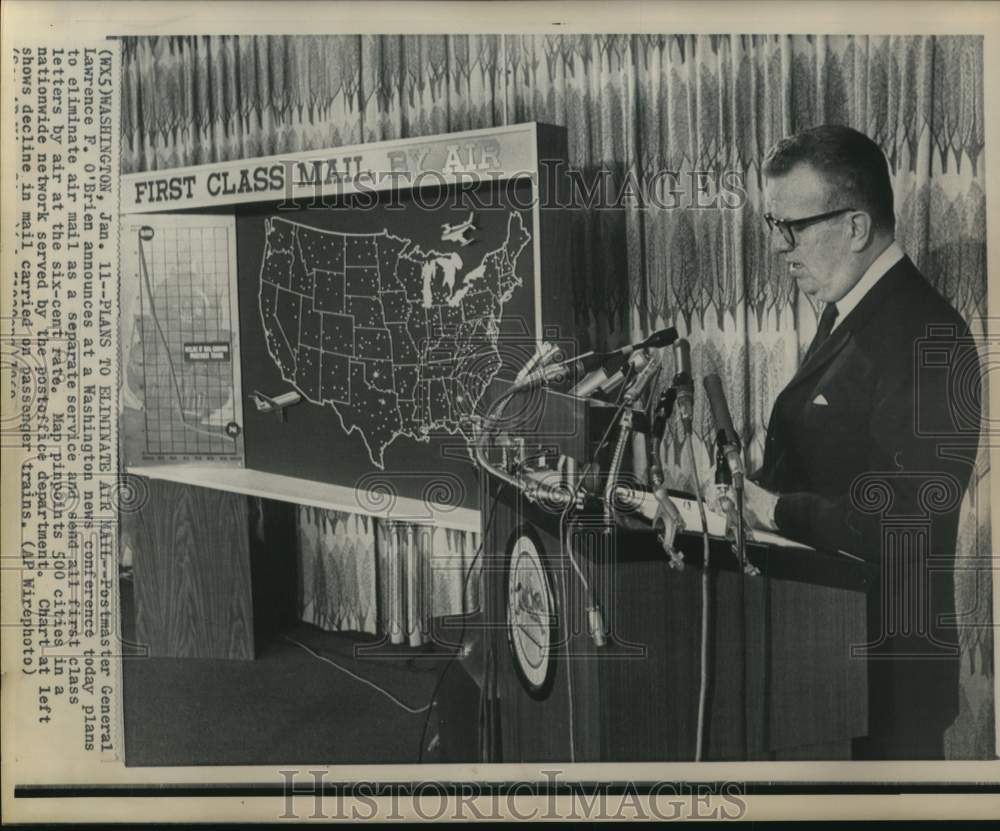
left=119, top=123, right=572, bottom=511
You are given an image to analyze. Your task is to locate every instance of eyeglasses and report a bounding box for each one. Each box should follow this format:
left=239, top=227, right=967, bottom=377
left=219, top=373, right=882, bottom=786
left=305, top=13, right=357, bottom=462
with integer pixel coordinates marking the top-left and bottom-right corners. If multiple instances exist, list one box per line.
left=763, top=207, right=856, bottom=247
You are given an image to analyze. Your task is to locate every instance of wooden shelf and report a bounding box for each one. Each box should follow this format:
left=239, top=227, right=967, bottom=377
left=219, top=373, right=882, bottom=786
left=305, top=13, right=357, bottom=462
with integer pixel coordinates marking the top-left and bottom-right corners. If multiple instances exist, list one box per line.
left=127, top=464, right=481, bottom=533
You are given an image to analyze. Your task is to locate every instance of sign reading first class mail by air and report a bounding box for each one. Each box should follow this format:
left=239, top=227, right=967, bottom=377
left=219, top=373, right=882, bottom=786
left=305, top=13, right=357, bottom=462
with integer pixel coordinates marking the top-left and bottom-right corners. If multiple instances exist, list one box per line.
left=120, top=123, right=546, bottom=213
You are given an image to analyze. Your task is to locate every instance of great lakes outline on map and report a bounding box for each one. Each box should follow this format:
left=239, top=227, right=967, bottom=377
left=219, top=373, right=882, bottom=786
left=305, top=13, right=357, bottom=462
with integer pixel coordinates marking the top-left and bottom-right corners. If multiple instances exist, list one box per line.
left=257, top=212, right=530, bottom=468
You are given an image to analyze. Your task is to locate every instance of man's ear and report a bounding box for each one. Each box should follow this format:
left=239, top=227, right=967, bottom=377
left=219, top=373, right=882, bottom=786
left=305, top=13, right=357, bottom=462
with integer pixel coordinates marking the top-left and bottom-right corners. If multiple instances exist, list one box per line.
left=848, top=211, right=874, bottom=251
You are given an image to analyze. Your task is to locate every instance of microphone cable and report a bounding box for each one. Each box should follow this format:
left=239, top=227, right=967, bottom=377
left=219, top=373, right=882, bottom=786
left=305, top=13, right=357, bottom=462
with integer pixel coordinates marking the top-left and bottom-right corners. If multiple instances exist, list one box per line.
left=284, top=634, right=430, bottom=714
left=557, top=388, right=635, bottom=607
left=416, top=481, right=508, bottom=763
left=555, top=384, right=635, bottom=763
left=680, top=420, right=712, bottom=762
left=463, top=360, right=635, bottom=762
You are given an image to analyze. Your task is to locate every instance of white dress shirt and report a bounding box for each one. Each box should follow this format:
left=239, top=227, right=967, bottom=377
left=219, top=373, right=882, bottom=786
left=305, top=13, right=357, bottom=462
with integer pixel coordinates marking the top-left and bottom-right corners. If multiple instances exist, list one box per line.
left=829, top=240, right=905, bottom=331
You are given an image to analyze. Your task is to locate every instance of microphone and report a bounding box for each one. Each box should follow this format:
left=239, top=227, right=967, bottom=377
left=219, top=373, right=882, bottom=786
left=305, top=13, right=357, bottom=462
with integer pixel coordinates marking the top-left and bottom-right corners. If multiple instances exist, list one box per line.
left=597, top=349, right=646, bottom=398
left=569, top=353, right=628, bottom=398
left=648, top=386, right=677, bottom=488
left=550, top=327, right=679, bottom=377
left=623, top=348, right=664, bottom=404
left=617, top=326, right=679, bottom=356
left=673, top=339, right=694, bottom=434
left=511, top=355, right=573, bottom=390
left=651, top=386, right=677, bottom=442
left=514, top=341, right=562, bottom=384
left=702, top=373, right=745, bottom=485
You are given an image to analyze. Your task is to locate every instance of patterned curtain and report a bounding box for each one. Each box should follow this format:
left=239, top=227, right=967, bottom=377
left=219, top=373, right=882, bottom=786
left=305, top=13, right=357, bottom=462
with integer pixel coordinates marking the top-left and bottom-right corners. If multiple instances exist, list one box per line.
left=120, top=34, right=990, bottom=757
left=297, top=509, right=481, bottom=645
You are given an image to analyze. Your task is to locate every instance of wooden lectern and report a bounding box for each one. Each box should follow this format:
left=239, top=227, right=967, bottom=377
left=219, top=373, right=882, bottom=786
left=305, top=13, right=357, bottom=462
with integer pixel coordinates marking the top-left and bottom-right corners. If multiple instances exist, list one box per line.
left=478, top=384, right=875, bottom=762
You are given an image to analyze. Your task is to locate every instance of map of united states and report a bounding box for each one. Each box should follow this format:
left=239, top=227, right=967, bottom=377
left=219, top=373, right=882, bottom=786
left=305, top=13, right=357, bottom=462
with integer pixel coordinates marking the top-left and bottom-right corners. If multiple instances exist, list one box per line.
left=258, top=212, right=530, bottom=468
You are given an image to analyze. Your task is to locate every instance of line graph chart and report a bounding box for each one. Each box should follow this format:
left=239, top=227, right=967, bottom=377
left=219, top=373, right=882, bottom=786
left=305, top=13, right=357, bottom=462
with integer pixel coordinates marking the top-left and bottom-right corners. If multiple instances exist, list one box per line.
left=121, top=215, right=244, bottom=463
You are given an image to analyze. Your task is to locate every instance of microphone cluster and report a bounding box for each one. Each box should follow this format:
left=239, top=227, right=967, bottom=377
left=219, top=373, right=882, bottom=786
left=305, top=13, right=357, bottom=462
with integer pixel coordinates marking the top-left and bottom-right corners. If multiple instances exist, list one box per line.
left=514, top=327, right=679, bottom=393
left=509, top=329, right=748, bottom=490
left=476, top=328, right=754, bottom=652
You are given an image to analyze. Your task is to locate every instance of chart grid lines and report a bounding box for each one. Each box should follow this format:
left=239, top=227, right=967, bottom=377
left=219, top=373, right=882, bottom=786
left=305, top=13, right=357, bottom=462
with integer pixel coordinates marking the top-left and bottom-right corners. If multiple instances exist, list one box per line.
left=131, top=217, right=243, bottom=460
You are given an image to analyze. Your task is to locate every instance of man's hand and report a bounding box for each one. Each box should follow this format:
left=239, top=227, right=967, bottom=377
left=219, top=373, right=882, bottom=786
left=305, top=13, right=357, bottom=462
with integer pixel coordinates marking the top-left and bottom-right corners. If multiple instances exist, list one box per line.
left=651, top=486, right=686, bottom=569
left=741, top=479, right=779, bottom=531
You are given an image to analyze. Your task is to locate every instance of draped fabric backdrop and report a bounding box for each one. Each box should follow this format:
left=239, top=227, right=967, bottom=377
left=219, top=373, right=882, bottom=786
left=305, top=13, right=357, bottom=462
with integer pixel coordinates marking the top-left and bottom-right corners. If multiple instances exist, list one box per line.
left=120, top=34, right=991, bottom=758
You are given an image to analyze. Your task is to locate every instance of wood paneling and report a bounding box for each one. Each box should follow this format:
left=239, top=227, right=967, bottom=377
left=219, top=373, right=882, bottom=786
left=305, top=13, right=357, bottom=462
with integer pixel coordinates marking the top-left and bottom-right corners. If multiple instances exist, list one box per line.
left=130, top=478, right=255, bottom=659
left=487, top=500, right=870, bottom=761
left=767, top=579, right=867, bottom=751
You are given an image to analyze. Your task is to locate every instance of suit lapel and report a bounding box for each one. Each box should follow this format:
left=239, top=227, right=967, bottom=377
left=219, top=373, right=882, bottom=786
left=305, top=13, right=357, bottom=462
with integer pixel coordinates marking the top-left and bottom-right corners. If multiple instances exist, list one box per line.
left=783, top=256, right=916, bottom=394
left=785, top=322, right=851, bottom=390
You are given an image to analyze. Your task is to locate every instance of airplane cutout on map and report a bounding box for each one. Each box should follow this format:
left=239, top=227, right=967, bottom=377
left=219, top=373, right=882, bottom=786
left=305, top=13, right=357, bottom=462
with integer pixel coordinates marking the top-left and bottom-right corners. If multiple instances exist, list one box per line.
left=250, top=389, right=302, bottom=422
left=440, top=211, right=476, bottom=246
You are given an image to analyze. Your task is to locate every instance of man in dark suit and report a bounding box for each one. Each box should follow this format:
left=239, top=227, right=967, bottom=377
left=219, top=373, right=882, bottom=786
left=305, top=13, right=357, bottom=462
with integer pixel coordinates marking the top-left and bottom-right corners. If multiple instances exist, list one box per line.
left=741, top=125, right=981, bottom=759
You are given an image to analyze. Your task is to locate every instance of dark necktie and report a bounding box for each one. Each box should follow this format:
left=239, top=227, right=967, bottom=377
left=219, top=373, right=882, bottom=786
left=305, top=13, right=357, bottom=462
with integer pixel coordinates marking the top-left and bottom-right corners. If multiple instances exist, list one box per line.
left=805, top=303, right=839, bottom=363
